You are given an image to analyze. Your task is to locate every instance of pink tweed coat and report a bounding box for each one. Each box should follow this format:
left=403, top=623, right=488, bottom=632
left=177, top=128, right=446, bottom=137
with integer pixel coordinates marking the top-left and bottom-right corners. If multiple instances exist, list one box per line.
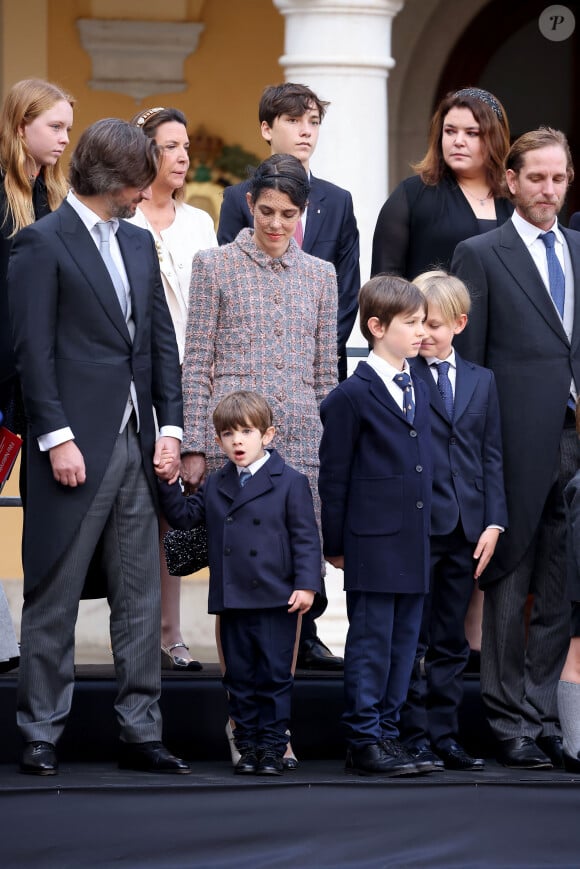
left=181, top=228, right=338, bottom=508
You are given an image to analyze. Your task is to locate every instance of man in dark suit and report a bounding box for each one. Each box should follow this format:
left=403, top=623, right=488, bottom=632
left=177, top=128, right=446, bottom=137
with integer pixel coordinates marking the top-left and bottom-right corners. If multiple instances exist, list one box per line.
left=8, top=119, right=189, bottom=776
left=217, top=82, right=360, bottom=670
left=452, top=127, right=580, bottom=769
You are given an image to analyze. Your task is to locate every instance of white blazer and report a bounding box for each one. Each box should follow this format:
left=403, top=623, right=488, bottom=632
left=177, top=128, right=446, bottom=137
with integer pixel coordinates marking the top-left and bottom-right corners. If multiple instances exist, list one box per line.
left=128, top=201, right=217, bottom=361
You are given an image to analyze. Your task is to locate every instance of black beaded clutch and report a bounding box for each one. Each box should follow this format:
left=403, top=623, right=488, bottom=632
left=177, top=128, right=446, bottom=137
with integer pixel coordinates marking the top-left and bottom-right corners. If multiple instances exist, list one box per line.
left=163, top=526, right=209, bottom=576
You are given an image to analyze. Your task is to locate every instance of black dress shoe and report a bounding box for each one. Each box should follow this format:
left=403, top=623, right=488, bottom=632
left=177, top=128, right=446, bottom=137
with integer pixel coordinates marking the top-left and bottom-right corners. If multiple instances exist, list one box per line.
left=406, top=745, right=445, bottom=772
left=235, top=749, right=258, bottom=775
left=296, top=637, right=344, bottom=671
left=436, top=741, right=485, bottom=771
left=563, top=750, right=580, bottom=773
left=496, top=736, right=552, bottom=769
left=282, top=755, right=299, bottom=770
left=118, top=741, right=191, bottom=774
left=21, top=741, right=58, bottom=775
left=537, top=734, right=563, bottom=768
left=256, top=749, right=283, bottom=775
left=346, top=742, right=417, bottom=777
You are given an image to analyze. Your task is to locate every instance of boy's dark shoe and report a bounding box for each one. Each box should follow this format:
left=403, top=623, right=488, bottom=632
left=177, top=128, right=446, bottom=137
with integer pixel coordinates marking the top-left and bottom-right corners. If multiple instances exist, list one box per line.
left=346, top=742, right=417, bottom=777
left=406, top=744, right=444, bottom=772
left=536, top=734, right=563, bottom=768
left=235, top=749, right=258, bottom=775
left=256, top=748, right=284, bottom=775
left=436, top=741, right=485, bottom=771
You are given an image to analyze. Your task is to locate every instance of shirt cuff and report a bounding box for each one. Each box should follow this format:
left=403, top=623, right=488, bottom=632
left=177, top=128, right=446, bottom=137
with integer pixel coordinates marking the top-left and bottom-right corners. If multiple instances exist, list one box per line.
left=486, top=525, right=504, bottom=533
left=159, top=426, right=183, bottom=442
left=38, top=427, right=75, bottom=452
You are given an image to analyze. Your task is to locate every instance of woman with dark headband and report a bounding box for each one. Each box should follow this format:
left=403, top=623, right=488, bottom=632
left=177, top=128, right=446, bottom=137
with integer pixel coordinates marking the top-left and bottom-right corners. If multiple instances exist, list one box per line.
left=371, top=87, right=513, bottom=280
left=179, top=153, right=337, bottom=768
left=127, top=106, right=217, bottom=671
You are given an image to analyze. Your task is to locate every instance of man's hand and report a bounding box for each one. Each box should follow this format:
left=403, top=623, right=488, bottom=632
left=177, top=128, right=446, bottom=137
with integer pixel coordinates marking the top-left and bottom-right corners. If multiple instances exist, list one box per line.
left=473, top=527, right=501, bottom=579
left=180, top=453, right=206, bottom=493
left=153, top=436, right=181, bottom=484
left=288, top=589, right=315, bottom=614
left=49, top=441, right=86, bottom=487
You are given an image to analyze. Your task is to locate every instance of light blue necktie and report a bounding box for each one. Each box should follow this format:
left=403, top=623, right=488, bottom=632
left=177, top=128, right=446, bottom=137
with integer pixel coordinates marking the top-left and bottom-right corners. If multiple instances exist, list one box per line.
left=95, top=221, right=128, bottom=317
left=434, top=361, right=454, bottom=419
left=393, top=372, right=415, bottom=424
left=540, top=231, right=565, bottom=318
left=239, top=469, right=252, bottom=487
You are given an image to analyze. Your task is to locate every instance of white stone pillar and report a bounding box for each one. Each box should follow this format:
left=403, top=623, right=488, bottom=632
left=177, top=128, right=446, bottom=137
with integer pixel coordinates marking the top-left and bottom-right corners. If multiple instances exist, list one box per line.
left=273, top=0, right=404, bottom=292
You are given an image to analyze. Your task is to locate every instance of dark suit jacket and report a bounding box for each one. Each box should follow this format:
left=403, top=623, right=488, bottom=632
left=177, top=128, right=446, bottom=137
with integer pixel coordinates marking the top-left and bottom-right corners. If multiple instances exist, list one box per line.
left=569, top=213, right=580, bottom=232
left=318, top=361, right=432, bottom=594
left=410, top=354, right=507, bottom=545
left=371, top=174, right=513, bottom=281
left=8, top=200, right=182, bottom=593
left=452, top=219, right=580, bottom=584
left=217, top=176, right=360, bottom=379
left=158, top=449, right=321, bottom=613
left=564, top=469, right=580, bottom=602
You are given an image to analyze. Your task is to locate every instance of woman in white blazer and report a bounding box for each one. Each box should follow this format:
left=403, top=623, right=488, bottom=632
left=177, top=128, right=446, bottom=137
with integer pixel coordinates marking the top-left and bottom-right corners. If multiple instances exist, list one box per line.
left=128, top=106, right=217, bottom=670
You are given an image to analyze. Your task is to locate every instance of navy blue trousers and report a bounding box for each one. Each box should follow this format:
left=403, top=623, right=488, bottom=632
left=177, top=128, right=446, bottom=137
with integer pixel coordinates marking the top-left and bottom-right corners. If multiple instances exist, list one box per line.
left=343, top=590, right=424, bottom=747
left=220, top=607, right=298, bottom=754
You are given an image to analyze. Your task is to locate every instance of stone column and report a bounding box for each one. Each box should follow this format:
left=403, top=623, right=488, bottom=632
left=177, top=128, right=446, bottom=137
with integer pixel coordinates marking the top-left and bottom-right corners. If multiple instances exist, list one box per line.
left=273, top=0, right=404, bottom=288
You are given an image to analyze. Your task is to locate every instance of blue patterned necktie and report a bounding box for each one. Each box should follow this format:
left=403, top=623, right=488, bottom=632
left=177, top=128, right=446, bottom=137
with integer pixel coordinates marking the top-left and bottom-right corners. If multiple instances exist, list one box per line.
left=239, top=469, right=252, bottom=487
left=393, top=372, right=415, bottom=424
left=540, top=231, right=565, bottom=318
left=434, top=360, right=454, bottom=419
left=95, top=220, right=128, bottom=317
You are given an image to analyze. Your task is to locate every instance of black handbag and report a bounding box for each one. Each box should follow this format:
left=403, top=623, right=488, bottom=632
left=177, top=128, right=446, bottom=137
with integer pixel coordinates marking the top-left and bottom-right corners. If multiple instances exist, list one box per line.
left=163, top=526, right=209, bottom=576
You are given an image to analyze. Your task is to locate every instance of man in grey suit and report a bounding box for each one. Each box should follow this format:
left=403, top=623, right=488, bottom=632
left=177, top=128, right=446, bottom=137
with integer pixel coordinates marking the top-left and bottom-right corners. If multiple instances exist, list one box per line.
left=8, top=119, right=189, bottom=775
left=452, top=128, right=580, bottom=769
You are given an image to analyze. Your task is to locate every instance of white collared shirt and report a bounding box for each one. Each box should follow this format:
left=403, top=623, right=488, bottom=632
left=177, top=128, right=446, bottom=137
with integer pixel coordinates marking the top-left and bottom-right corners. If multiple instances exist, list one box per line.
left=366, top=350, right=414, bottom=413
left=237, top=450, right=271, bottom=478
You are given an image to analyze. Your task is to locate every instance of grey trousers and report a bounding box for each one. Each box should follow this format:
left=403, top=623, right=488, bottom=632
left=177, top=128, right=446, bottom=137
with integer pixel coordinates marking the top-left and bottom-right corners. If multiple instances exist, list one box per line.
left=17, top=422, right=163, bottom=745
left=481, top=426, right=578, bottom=742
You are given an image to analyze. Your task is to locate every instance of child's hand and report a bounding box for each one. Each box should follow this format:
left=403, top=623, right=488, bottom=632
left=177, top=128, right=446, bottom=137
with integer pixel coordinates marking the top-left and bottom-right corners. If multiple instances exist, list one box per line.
left=288, top=589, right=315, bottom=614
left=325, top=555, right=344, bottom=570
left=473, top=527, right=501, bottom=579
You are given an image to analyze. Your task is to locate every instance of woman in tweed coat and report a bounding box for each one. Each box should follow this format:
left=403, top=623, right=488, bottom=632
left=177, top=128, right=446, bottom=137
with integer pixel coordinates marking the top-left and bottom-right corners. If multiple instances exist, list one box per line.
left=179, top=154, right=338, bottom=767
left=180, top=154, right=338, bottom=517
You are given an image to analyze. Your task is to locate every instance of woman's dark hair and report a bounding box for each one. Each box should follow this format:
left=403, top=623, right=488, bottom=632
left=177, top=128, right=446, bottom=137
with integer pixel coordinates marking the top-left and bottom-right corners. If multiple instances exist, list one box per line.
left=248, top=154, right=310, bottom=210
left=412, top=88, right=510, bottom=196
left=69, top=118, right=158, bottom=196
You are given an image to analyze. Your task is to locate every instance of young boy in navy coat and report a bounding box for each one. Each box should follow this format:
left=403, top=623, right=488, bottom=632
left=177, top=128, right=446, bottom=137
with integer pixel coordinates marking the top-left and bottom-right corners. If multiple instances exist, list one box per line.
left=318, top=275, right=432, bottom=776
left=400, top=271, right=507, bottom=772
left=158, top=391, right=321, bottom=776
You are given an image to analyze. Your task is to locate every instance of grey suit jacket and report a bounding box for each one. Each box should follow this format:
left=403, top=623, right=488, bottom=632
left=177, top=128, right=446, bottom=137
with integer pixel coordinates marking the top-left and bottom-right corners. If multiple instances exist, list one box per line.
left=452, top=218, right=580, bottom=583
left=8, top=201, right=182, bottom=593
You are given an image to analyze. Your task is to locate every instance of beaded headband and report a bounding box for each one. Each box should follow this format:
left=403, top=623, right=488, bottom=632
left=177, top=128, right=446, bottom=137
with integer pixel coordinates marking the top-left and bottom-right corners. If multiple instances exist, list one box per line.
left=135, top=107, right=165, bottom=127
left=453, top=88, right=503, bottom=123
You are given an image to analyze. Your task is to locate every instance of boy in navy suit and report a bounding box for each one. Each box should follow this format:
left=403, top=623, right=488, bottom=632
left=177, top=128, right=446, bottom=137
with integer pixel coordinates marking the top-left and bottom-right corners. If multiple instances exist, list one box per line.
left=158, top=391, right=321, bottom=776
left=318, top=275, right=432, bottom=776
left=400, top=271, right=507, bottom=771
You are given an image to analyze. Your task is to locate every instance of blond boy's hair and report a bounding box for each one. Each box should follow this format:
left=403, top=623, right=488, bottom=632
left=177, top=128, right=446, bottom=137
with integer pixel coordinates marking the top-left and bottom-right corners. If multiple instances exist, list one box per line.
left=413, top=270, right=471, bottom=323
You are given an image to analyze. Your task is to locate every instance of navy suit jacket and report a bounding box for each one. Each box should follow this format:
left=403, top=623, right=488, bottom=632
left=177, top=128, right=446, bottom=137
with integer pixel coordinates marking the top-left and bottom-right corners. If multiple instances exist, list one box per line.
left=158, top=449, right=322, bottom=613
left=217, top=175, right=360, bottom=378
left=318, top=361, right=432, bottom=595
left=410, top=354, right=507, bottom=543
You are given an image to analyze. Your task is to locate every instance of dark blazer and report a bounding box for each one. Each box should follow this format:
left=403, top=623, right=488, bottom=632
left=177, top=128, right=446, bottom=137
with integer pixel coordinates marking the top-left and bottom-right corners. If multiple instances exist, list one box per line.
left=318, top=361, right=432, bottom=594
left=158, top=448, right=322, bottom=613
left=564, top=469, right=580, bottom=601
left=569, top=212, right=580, bottom=232
left=8, top=200, right=182, bottom=593
left=217, top=176, right=360, bottom=378
left=371, top=174, right=513, bottom=280
left=452, top=219, right=580, bottom=585
left=0, top=174, right=50, bottom=426
left=410, top=353, right=507, bottom=542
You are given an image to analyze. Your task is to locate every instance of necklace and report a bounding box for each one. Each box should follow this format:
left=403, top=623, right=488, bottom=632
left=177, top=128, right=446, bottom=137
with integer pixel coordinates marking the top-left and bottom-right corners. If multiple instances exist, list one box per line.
left=458, top=182, right=493, bottom=207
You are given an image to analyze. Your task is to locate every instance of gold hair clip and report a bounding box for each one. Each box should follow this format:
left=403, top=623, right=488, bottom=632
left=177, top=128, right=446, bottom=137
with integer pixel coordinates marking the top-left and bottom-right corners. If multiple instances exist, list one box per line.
left=136, top=107, right=165, bottom=127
